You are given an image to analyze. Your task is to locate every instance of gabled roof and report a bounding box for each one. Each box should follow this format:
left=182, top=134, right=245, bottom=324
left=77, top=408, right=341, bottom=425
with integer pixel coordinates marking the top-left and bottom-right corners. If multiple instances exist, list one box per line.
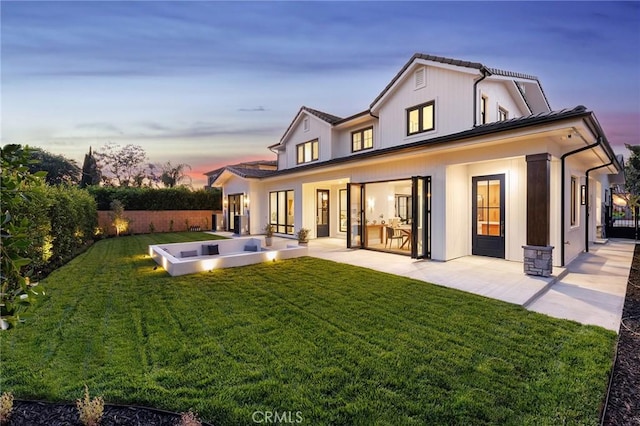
left=269, top=106, right=343, bottom=151
left=205, top=160, right=277, bottom=184
left=370, top=53, right=548, bottom=111
left=261, top=105, right=621, bottom=178
left=302, top=106, right=342, bottom=124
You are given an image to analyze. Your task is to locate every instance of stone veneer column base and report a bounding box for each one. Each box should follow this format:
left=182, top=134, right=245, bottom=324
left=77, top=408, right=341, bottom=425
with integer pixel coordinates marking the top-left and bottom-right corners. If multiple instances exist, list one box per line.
left=522, top=245, right=554, bottom=277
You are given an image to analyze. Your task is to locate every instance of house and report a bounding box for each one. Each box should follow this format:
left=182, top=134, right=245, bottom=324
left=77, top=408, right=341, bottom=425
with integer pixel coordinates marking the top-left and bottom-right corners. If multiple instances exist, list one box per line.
left=206, top=53, right=621, bottom=276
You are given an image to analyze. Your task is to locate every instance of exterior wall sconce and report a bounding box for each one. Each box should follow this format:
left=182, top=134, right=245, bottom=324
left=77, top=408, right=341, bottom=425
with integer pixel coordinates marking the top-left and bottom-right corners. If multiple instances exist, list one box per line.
left=580, top=185, right=586, bottom=205
left=244, top=196, right=250, bottom=208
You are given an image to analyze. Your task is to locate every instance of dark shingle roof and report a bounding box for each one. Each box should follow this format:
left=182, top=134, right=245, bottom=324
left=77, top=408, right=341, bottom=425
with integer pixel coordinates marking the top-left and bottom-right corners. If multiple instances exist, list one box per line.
left=263, top=105, right=620, bottom=178
left=302, top=106, right=342, bottom=124
left=225, top=165, right=277, bottom=179
left=370, top=53, right=541, bottom=109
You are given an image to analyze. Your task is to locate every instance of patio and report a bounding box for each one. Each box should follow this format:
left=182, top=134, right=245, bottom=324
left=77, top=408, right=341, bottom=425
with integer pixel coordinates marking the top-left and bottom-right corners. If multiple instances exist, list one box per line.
left=305, top=237, right=634, bottom=332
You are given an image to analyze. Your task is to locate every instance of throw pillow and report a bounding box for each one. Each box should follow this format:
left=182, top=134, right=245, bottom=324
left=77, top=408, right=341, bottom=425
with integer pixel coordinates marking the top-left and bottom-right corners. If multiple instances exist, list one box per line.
left=244, top=244, right=258, bottom=252
left=180, top=250, right=198, bottom=258
left=202, top=244, right=219, bottom=255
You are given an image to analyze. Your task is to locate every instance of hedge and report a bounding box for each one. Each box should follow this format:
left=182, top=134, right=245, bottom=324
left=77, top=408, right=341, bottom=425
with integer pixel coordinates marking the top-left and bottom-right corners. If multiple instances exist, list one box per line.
left=87, top=187, right=221, bottom=211
left=12, top=184, right=97, bottom=279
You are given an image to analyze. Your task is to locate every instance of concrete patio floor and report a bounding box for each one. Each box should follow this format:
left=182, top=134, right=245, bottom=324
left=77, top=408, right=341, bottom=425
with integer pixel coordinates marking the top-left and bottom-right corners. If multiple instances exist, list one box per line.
left=211, top=232, right=635, bottom=332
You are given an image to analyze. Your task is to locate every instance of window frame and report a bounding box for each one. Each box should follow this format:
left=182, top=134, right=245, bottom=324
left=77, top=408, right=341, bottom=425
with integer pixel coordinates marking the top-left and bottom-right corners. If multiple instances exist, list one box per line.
left=296, top=139, right=319, bottom=164
left=498, top=106, right=509, bottom=121
left=351, top=127, right=374, bottom=152
left=269, top=189, right=295, bottom=235
left=480, top=95, right=488, bottom=124
left=571, top=176, right=578, bottom=226
left=406, top=100, right=435, bottom=136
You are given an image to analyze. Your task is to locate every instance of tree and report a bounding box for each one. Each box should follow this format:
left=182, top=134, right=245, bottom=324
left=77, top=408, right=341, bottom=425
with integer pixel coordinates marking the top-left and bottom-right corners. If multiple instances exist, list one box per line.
left=94, top=143, right=151, bottom=187
left=79, top=147, right=101, bottom=188
left=159, top=161, right=192, bottom=188
left=624, top=144, right=640, bottom=239
left=27, top=147, right=81, bottom=185
left=1, top=144, right=46, bottom=329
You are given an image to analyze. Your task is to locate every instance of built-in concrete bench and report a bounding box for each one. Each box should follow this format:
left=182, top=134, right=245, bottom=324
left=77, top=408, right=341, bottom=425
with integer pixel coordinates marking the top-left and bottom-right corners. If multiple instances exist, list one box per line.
left=149, top=237, right=307, bottom=276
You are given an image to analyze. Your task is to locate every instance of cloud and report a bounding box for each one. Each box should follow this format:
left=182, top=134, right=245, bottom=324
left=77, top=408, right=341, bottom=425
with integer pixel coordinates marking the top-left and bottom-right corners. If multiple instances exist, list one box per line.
left=76, top=122, right=123, bottom=134
left=237, top=106, right=267, bottom=112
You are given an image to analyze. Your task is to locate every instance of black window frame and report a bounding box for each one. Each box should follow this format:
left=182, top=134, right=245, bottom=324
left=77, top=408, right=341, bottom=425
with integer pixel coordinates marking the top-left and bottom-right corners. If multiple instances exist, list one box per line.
left=480, top=95, right=488, bottom=124
left=351, top=127, right=374, bottom=152
left=296, top=139, right=319, bottom=164
left=406, top=100, right=435, bottom=136
left=269, top=189, right=295, bottom=235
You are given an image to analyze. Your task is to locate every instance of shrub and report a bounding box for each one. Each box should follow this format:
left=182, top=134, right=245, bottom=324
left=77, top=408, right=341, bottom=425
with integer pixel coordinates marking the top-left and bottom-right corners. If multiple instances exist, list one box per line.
left=1, top=144, right=47, bottom=328
left=110, top=200, right=129, bottom=237
left=87, top=187, right=221, bottom=210
left=0, top=392, right=14, bottom=424
left=177, top=410, right=202, bottom=426
left=76, top=385, right=104, bottom=426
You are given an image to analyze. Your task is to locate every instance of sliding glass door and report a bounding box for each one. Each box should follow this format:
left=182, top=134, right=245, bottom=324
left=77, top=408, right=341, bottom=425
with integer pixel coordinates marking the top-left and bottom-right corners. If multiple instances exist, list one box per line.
left=347, top=183, right=363, bottom=248
left=411, top=176, right=431, bottom=259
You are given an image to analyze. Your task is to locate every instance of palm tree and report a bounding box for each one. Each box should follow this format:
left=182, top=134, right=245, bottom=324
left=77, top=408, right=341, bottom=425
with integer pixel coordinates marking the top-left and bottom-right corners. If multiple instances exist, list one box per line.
left=160, top=161, right=192, bottom=188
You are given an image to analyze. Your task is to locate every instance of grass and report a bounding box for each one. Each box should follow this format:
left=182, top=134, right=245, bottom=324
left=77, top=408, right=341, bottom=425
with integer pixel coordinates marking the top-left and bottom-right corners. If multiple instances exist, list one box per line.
left=0, top=232, right=616, bottom=425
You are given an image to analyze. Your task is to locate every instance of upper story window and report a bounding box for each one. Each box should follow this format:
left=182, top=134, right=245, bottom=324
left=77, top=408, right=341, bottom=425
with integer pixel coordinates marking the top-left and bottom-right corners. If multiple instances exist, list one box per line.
left=480, top=95, right=488, bottom=124
left=407, top=101, right=435, bottom=136
left=297, top=139, right=318, bottom=164
left=352, top=127, right=373, bottom=152
left=303, top=117, right=310, bottom=132
left=498, top=106, right=509, bottom=121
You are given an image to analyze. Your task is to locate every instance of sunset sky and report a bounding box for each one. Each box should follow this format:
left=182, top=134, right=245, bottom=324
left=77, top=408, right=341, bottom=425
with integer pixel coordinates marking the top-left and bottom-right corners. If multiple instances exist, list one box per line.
left=2, top=1, right=639, bottom=188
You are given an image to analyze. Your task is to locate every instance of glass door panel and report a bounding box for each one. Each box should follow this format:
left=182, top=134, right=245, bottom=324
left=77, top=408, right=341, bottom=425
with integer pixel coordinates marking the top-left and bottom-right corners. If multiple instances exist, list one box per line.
left=347, top=183, right=363, bottom=248
left=472, top=174, right=505, bottom=258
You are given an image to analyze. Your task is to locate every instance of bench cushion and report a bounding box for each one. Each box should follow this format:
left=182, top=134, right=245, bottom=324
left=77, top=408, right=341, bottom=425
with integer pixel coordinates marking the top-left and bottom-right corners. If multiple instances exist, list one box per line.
left=180, top=250, right=198, bottom=258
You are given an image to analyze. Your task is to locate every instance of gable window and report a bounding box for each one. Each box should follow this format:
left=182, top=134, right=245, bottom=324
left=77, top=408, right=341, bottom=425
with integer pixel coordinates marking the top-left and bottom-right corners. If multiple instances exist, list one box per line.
left=480, top=95, right=488, bottom=124
left=297, top=139, right=318, bottom=164
left=498, top=106, right=509, bottom=121
left=407, top=101, right=435, bottom=136
left=352, top=127, right=373, bottom=152
left=303, top=117, right=310, bottom=132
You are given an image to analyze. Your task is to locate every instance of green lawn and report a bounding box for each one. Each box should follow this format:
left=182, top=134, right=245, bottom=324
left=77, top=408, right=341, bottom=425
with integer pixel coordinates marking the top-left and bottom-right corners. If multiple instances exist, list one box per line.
left=0, top=232, right=615, bottom=425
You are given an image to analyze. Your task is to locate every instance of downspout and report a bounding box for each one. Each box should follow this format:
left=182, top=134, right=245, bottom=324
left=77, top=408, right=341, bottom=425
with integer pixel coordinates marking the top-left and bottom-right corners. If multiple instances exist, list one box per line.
left=584, top=158, right=614, bottom=252
left=473, top=67, right=492, bottom=127
left=560, top=139, right=602, bottom=266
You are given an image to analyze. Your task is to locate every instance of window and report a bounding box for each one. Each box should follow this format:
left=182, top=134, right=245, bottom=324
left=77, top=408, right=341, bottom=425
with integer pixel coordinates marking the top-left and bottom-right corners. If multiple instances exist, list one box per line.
left=498, top=106, right=508, bottom=121
left=407, top=101, right=435, bottom=136
left=296, top=139, right=318, bottom=164
left=269, top=190, right=294, bottom=234
left=480, top=95, right=488, bottom=124
left=339, top=189, right=347, bottom=232
left=352, top=127, right=373, bottom=152
left=571, top=176, right=578, bottom=226
left=303, top=117, right=309, bottom=132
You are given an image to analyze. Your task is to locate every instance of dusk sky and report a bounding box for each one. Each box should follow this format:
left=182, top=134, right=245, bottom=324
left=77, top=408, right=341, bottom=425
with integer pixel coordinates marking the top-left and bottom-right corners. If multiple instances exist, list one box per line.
left=2, top=1, right=639, bottom=188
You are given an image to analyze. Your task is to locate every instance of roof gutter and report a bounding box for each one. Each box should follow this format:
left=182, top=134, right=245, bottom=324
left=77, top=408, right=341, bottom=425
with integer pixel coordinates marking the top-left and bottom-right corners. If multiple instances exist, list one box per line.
left=584, top=157, right=614, bottom=252
left=560, top=138, right=601, bottom=265
left=473, top=67, right=492, bottom=127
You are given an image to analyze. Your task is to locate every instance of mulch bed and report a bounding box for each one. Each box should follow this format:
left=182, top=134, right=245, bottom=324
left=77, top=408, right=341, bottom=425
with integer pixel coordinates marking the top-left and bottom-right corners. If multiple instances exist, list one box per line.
left=602, top=243, right=640, bottom=425
left=4, top=400, right=213, bottom=426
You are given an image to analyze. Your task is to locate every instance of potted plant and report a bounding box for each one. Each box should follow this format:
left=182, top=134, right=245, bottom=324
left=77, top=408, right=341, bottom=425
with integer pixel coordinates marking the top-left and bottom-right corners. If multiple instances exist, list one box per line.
left=296, top=227, right=310, bottom=245
left=264, top=223, right=274, bottom=246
